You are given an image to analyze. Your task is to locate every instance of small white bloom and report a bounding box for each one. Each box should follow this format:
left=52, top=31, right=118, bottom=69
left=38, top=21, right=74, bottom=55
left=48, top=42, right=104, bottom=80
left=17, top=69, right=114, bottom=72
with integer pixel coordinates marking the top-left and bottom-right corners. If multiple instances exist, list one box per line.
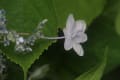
left=63, top=14, right=87, bottom=56
left=19, top=37, right=24, bottom=43
left=16, top=37, right=24, bottom=45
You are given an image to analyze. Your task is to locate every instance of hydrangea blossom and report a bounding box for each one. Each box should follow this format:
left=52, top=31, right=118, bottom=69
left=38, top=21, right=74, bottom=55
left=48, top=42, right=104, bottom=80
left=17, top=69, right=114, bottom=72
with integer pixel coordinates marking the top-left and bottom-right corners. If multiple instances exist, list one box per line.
left=0, top=9, right=88, bottom=55
left=63, top=14, right=87, bottom=56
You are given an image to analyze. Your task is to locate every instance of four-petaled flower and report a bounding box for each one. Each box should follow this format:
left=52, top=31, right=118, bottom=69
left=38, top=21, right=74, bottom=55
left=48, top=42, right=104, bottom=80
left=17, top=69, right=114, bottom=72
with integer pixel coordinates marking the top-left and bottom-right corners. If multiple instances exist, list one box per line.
left=63, top=14, right=87, bottom=56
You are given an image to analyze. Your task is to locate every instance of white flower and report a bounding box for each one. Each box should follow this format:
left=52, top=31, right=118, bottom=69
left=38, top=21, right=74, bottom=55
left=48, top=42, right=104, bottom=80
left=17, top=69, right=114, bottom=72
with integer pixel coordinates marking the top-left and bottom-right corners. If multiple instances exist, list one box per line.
left=63, top=14, right=87, bottom=56
left=16, top=37, right=24, bottom=45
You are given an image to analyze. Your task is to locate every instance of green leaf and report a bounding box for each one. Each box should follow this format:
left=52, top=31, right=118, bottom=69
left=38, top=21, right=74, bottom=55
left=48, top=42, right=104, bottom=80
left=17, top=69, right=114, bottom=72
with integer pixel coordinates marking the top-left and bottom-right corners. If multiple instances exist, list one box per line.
left=32, top=40, right=106, bottom=80
left=28, top=0, right=120, bottom=80
left=51, top=0, right=106, bottom=27
left=116, top=11, right=120, bottom=35
left=93, top=0, right=120, bottom=73
left=75, top=47, right=108, bottom=80
left=0, top=0, right=106, bottom=79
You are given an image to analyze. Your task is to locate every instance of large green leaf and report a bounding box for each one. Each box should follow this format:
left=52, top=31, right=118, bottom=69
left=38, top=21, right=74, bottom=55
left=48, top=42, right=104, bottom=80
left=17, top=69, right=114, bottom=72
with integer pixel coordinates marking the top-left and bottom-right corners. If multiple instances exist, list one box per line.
left=29, top=1, right=120, bottom=78
left=96, top=0, right=120, bottom=73
left=104, top=1, right=120, bottom=73
left=51, top=0, right=106, bottom=27
left=27, top=0, right=120, bottom=80
left=0, top=0, right=106, bottom=79
left=75, top=47, right=108, bottom=80
left=116, top=11, right=120, bottom=35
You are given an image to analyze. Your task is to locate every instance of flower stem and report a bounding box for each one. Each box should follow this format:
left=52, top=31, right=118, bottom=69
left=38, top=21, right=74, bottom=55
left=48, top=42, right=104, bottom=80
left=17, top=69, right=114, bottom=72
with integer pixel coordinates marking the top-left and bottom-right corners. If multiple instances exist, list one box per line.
left=41, top=36, right=65, bottom=40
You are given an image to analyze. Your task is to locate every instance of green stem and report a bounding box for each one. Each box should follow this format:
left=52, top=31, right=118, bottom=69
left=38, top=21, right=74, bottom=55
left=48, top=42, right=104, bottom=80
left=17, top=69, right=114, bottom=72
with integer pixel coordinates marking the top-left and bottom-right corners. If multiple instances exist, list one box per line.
left=41, top=36, right=65, bottom=40
left=24, top=70, right=27, bottom=80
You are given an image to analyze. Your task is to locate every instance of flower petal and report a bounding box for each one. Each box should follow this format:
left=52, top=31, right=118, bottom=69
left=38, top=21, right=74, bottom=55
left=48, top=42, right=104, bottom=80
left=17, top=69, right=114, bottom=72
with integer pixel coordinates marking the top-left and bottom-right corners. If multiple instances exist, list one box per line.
left=64, top=38, right=73, bottom=51
left=75, top=20, right=86, bottom=32
left=64, top=14, right=75, bottom=36
left=73, top=43, right=84, bottom=56
left=66, top=14, right=75, bottom=30
left=72, top=20, right=86, bottom=38
left=73, top=32, right=87, bottom=43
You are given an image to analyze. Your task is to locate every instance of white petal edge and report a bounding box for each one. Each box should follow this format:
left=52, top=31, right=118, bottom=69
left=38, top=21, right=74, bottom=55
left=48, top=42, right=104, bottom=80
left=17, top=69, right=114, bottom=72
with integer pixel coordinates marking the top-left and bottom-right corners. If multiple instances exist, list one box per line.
left=73, top=43, right=84, bottom=56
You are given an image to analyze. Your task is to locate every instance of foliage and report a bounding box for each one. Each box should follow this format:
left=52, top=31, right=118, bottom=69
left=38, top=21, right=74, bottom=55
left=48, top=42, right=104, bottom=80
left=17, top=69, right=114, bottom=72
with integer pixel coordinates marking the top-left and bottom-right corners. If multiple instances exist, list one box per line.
left=0, top=0, right=120, bottom=80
